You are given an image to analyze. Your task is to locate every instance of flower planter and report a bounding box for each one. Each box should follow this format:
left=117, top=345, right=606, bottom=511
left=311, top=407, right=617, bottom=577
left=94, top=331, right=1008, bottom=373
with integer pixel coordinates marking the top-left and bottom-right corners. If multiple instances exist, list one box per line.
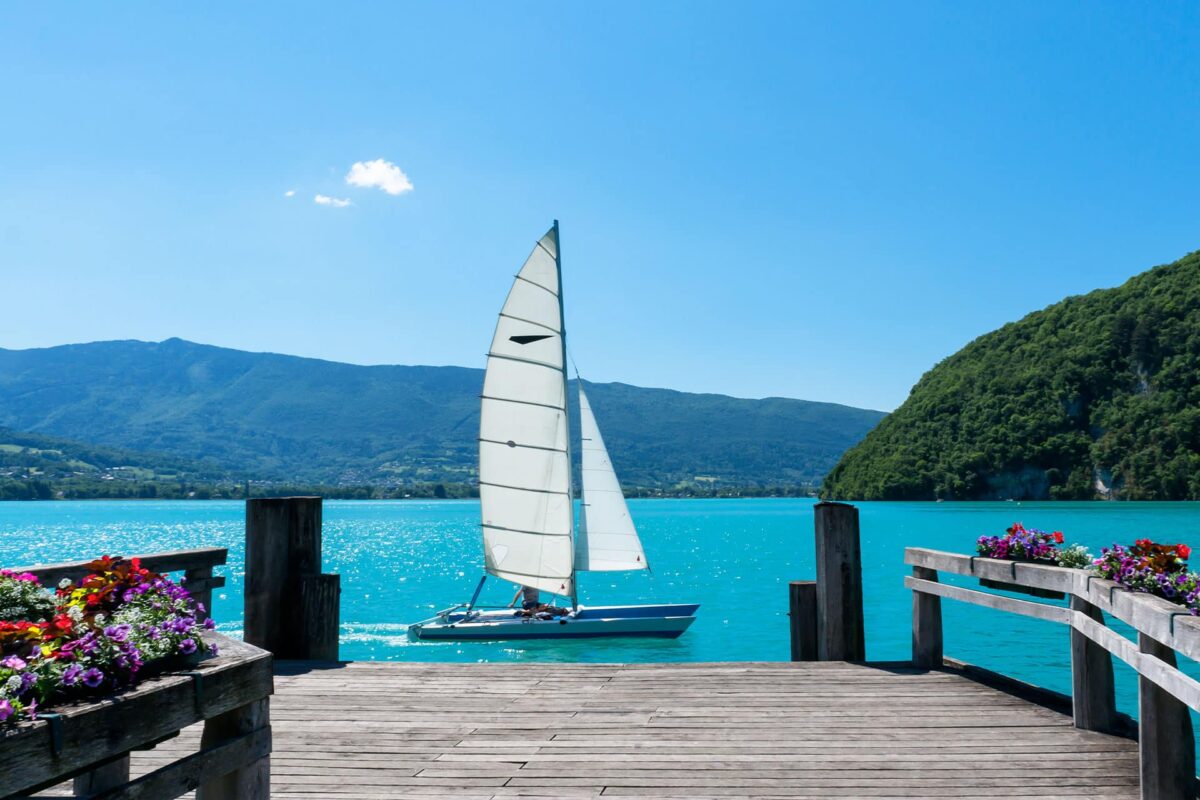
left=978, top=577, right=1064, bottom=600
left=0, top=633, right=271, bottom=800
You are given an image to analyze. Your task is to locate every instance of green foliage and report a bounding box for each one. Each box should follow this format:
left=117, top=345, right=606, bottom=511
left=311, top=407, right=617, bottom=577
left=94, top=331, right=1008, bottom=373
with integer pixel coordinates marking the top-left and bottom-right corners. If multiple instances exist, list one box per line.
left=0, top=574, right=55, bottom=622
left=0, top=339, right=884, bottom=491
left=822, top=249, right=1200, bottom=500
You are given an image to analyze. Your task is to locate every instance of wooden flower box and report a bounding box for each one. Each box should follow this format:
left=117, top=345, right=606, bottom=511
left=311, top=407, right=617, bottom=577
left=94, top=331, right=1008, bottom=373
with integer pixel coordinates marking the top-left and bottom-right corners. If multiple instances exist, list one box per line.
left=0, top=633, right=272, bottom=800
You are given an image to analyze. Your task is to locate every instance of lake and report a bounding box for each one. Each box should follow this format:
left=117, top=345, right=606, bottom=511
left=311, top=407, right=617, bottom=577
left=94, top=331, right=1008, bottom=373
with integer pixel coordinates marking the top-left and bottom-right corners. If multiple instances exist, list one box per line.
left=3, top=497, right=1199, bottom=723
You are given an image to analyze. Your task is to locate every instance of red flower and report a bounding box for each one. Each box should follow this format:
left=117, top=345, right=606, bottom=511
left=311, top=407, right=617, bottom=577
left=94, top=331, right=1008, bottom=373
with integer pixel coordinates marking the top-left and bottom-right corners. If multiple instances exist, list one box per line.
left=1179, top=544, right=1192, bottom=560
left=1053, top=532, right=1064, bottom=544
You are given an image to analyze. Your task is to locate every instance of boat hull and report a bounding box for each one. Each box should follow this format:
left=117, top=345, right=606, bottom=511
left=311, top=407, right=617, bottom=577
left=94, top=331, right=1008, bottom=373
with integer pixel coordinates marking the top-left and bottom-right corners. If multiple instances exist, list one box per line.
left=408, top=603, right=699, bottom=642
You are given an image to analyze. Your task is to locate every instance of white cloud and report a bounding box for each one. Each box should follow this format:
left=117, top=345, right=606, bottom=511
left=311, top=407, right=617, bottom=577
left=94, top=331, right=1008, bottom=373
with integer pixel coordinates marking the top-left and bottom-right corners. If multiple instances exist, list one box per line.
left=345, top=159, right=413, bottom=195
left=314, top=194, right=352, bottom=208
left=284, top=189, right=296, bottom=197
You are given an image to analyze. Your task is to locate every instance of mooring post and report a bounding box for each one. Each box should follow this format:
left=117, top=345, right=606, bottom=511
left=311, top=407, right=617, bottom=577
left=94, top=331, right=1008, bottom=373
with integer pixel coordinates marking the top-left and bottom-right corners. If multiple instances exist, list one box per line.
left=1137, top=633, right=1195, bottom=800
left=789, top=580, right=818, bottom=661
left=911, top=565, right=943, bottom=668
left=1070, top=595, right=1117, bottom=733
left=814, top=501, right=865, bottom=661
left=245, top=497, right=341, bottom=660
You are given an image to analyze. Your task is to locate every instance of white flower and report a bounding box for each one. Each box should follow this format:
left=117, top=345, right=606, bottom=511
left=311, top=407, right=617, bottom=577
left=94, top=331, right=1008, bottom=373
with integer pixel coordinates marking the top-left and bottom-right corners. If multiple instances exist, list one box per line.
left=67, top=606, right=84, bottom=622
left=58, top=579, right=72, bottom=589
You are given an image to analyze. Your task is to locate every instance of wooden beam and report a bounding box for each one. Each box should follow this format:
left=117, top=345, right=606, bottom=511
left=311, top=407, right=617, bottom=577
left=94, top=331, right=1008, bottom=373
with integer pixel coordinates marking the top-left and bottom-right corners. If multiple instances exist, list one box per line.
left=788, top=581, right=817, bottom=662
left=813, top=502, right=864, bottom=661
left=72, top=755, right=130, bottom=797
left=1070, top=594, right=1118, bottom=734
left=299, top=574, right=341, bottom=662
left=1137, top=633, right=1196, bottom=800
left=196, top=699, right=271, bottom=800
left=88, top=727, right=270, bottom=800
left=911, top=567, right=943, bottom=669
left=10, top=547, right=228, bottom=588
left=244, top=497, right=323, bottom=658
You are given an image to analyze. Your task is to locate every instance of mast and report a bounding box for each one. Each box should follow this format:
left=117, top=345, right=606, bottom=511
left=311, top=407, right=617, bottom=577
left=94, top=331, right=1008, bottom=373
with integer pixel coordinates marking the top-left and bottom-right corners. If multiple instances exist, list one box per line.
left=553, top=219, right=579, bottom=610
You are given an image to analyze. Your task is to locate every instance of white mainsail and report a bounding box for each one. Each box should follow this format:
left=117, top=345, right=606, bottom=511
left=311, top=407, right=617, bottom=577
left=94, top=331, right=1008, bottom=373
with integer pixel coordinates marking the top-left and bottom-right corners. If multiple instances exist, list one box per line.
left=478, top=225, right=575, bottom=597
left=575, top=387, right=648, bottom=572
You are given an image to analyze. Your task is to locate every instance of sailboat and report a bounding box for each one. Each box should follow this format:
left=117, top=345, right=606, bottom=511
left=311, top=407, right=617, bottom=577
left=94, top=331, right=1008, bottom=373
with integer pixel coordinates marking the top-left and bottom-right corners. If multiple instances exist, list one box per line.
left=408, top=222, right=699, bottom=641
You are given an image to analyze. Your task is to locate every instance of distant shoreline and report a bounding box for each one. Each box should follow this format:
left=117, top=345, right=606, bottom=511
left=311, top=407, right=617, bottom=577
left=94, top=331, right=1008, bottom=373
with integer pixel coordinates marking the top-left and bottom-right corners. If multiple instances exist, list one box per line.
left=0, top=482, right=820, bottom=502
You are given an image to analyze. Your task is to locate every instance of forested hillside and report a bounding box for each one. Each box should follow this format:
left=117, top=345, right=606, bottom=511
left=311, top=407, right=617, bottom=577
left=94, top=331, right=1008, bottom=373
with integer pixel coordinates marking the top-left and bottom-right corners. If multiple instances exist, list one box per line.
left=822, top=250, right=1200, bottom=500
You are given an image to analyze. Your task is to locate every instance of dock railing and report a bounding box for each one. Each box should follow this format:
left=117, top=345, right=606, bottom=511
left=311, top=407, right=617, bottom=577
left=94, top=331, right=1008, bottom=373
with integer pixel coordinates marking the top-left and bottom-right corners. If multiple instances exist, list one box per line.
left=3, top=546, right=272, bottom=800
left=905, top=546, right=1200, bottom=800
left=17, top=546, right=228, bottom=617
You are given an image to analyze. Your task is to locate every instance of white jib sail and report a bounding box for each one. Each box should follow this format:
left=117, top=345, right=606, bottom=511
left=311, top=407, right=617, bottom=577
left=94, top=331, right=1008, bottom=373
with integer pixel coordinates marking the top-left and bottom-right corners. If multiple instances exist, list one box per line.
left=479, top=225, right=575, bottom=597
left=575, top=386, right=648, bottom=572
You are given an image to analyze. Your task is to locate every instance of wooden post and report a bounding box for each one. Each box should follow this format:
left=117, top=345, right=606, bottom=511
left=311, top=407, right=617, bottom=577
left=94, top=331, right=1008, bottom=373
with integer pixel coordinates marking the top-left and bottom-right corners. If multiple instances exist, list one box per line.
left=789, top=580, right=818, bottom=661
left=73, top=755, right=130, bottom=796
left=300, top=574, right=342, bottom=662
left=1070, top=595, right=1118, bottom=733
left=196, top=699, right=271, bottom=800
left=184, top=565, right=214, bottom=617
left=245, top=497, right=338, bottom=660
left=911, top=565, right=943, bottom=669
left=814, top=501, right=864, bottom=661
left=1137, top=633, right=1195, bottom=800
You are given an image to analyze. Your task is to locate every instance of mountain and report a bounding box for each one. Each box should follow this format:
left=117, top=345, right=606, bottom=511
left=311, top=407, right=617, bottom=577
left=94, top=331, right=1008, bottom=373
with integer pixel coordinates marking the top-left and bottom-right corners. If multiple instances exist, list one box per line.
left=822, top=249, right=1200, bottom=501
left=0, top=339, right=885, bottom=490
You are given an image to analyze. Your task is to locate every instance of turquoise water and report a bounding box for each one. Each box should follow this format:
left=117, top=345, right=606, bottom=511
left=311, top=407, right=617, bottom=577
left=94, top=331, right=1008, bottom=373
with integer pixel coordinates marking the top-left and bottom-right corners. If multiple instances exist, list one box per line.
left=3, top=498, right=1200, bottom=724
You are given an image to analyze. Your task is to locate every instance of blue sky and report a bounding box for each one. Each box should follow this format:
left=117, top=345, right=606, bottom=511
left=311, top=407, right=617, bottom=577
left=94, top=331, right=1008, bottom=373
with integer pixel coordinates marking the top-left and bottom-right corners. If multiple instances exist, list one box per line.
left=1, top=2, right=1198, bottom=411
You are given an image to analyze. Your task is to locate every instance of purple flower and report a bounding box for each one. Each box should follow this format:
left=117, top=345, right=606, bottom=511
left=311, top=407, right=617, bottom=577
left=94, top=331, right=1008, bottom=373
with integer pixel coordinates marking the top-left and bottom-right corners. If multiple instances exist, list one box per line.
left=62, top=664, right=84, bottom=687
left=1, top=655, right=27, bottom=670
left=178, top=638, right=197, bottom=655
left=81, top=668, right=105, bottom=689
left=203, top=618, right=216, bottom=630
left=0, top=699, right=12, bottom=722
left=103, top=625, right=131, bottom=643
left=24, top=698, right=37, bottom=720
left=209, top=643, right=220, bottom=657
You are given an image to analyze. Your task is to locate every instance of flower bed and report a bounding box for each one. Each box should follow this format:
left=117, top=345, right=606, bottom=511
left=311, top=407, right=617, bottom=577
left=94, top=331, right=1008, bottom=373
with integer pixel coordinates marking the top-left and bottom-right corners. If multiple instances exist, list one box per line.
left=0, top=556, right=215, bottom=724
left=976, top=522, right=1065, bottom=562
left=1095, top=539, right=1198, bottom=615
left=974, top=523, right=1082, bottom=599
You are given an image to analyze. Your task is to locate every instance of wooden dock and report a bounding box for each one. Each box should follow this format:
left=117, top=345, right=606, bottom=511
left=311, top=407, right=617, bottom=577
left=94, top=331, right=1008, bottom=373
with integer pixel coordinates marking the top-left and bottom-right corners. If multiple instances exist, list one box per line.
left=37, top=660, right=1141, bottom=799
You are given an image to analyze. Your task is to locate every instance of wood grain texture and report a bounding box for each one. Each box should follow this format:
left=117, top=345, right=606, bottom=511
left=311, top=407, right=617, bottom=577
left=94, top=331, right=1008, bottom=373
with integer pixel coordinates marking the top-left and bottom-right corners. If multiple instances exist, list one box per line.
left=911, top=566, right=943, bottom=669
left=787, top=581, right=816, bottom=662
left=1070, top=594, right=1118, bottom=734
left=813, top=502, right=864, bottom=661
left=31, top=660, right=1141, bottom=800
left=6, top=634, right=271, bottom=800
left=1137, top=633, right=1196, bottom=800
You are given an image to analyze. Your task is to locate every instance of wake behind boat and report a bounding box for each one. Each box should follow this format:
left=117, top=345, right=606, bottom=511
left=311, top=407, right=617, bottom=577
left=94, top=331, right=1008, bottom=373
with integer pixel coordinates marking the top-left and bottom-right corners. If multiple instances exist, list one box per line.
left=408, top=222, right=699, bottom=642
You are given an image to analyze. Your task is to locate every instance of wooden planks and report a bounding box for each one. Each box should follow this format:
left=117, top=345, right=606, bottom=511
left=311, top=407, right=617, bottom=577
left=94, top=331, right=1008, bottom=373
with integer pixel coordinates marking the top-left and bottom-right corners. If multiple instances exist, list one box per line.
left=29, top=660, right=1142, bottom=799
left=9, top=634, right=272, bottom=800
